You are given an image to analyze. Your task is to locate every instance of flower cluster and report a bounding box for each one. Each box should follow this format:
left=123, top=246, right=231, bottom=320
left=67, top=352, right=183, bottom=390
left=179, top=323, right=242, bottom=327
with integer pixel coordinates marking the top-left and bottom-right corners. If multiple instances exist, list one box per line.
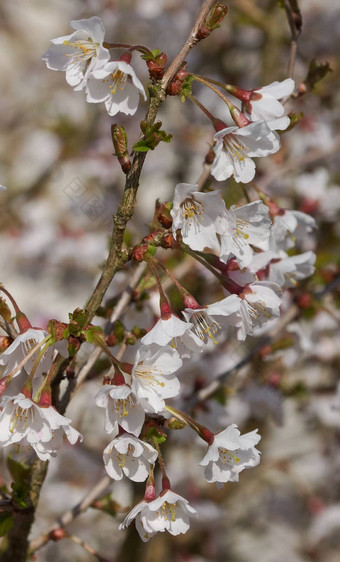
left=0, top=10, right=318, bottom=549
left=0, top=326, right=82, bottom=460
left=42, top=17, right=146, bottom=117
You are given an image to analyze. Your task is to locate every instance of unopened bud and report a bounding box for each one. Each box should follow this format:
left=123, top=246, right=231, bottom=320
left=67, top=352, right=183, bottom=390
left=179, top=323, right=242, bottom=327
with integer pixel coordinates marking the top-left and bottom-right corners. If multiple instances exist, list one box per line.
left=131, top=244, right=149, bottom=262
left=157, top=202, right=173, bottom=228
left=50, top=528, right=67, bottom=541
left=197, top=3, right=228, bottom=40
left=166, top=80, right=183, bottom=96
left=146, top=52, right=168, bottom=80
left=111, top=124, right=131, bottom=174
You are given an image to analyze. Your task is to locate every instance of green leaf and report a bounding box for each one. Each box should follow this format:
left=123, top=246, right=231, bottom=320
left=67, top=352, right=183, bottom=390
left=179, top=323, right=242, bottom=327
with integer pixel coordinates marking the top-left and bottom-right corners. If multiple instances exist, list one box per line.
left=67, top=308, right=88, bottom=336
left=7, top=456, right=30, bottom=486
left=145, top=425, right=167, bottom=444
left=133, top=121, right=172, bottom=153
left=85, top=325, right=104, bottom=345
left=286, top=111, right=304, bottom=131
left=0, top=513, right=13, bottom=537
left=113, top=320, right=125, bottom=343
left=180, top=75, right=194, bottom=102
left=305, top=59, right=332, bottom=91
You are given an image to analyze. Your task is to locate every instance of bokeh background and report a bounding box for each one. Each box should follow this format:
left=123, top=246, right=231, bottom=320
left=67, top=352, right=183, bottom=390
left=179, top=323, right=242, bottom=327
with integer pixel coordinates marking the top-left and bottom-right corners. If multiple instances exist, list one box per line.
left=1, top=1, right=340, bottom=561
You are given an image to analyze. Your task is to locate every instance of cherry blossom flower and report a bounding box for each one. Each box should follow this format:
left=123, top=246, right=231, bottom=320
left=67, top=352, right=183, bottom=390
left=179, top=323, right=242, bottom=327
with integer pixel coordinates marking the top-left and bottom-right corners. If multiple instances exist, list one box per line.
left=95, top=383, right=145, bottom=437
left=182, top=295, right=241, bottom=344
left=242, top=78, right=295, bottom=131
left=227, top=251, right=274, bottom=287
left=42, top=17, right=110, bottom=89
left=217, top=200, right=271, bottom=268
left=211, top=121, right=280, bottom=184
left=268, top=251, right=316, bottom=288
left=86, top=59, right=146, bottom=116
left=141, top=313, right=203, bottom=357
left=0, top=393, right=82, bottom=461
left=235, top=281, right=282, bottom=340
left=171, top=183, right=223, bottom=252
left=199, top=423, right=261, bottom=487
left=0, top=328, right=68, bottom=382
left=120, top=489, right=197, bottom=541
left=131, top=345, right=182, bottom=414
left=295, top=168, right=340, bottom=221
left=266, top=210, right=316, bottom=255
left=0, top=185, right=6, bottom=191
left=103, top=433, right=158, bottom=482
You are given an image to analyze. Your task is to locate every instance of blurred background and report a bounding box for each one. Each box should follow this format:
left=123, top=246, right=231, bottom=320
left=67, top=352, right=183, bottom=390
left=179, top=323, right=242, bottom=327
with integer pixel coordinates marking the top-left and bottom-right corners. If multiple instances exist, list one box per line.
left=1, top=0, right=340, bottom=561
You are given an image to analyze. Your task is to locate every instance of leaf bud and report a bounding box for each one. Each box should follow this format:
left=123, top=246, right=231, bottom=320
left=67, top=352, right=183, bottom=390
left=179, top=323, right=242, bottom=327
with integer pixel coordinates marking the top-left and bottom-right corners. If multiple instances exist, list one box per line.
left=197, top=3, right=228, bottom=41
left=111, top=124, right=131, bottom=174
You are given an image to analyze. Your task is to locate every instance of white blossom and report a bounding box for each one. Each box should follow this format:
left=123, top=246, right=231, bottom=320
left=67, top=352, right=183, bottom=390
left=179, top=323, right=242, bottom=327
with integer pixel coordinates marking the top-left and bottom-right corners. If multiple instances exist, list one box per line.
left=141, top=314, right=203, bottom=358
left=171, top=183, right=223, bottom=252
left=182, top=295, right=241, bottom=344
left=86, top=60, right=146, bottom=116
left=42, top=17, right=110, bottom=89
left=227, top=251, right=274, bottom=286
left=236, top=281, right=282, bottom=340
left=199, top=423, right=261, bottom=487
left=243, top=78, right=295, bottom=131
left=211, top=122, right=280, bottom=184
left=95, top=383, right=145, bottom=437
left=119, top=489, right=197, bottom=541
left=0, top=328, right=68, bottom=381
left=131, top=345, right=182, bottom=414
left=0, top=393, right=82, bottom=461
left=103, top=433, right=157, bottom=482
left=264, top=210, right=316, bottom=256
left=217, top=200, right=271, bottom=268
left=268, top=251, right=316, bottom=288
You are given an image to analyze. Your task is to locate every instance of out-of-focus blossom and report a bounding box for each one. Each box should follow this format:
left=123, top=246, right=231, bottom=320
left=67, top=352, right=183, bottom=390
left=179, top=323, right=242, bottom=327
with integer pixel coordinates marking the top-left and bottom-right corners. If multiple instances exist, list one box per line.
left=42, top=17, right=110, bottom=89
left=119, top=489, right=197, bottom=541
left=260, top=210, right=316, bottom=256
left=217, top=200, right=271, bottom=268
left=171, top=183, right=222, bottom=252
left=199, top=423, right=261, bottom=487
left=103, top=433, right=157, bottom=482
left=268, top=251, right=316, bottom=288
left=86, top=60, right=146, bottom=116
left=211, top=122, right=280, bottom=183
left=295, top=168, right=340, bottom=220
left=235, top=281, right=282, bottom=340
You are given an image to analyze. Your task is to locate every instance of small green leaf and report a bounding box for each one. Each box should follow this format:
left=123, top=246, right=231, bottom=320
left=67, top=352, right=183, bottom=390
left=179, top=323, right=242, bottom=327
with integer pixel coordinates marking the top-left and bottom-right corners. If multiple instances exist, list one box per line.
left=305, top=59, right=332, bottom=91
left=180, top=75, right=194, bottom=102
left=145, top=425, right=167, bottom=444
left=85, top=325, right=104, bottom=345
left=0, top=513, right=14, bottom=537
left=113, top=320, right=125, bottom=343
left=286, top=111, right=304, bottom=131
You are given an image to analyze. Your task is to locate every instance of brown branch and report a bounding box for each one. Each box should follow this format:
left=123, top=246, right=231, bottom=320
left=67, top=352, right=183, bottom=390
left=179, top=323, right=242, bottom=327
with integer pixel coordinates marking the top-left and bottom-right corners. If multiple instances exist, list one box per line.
left=28, top=475, right=112, bottom=555
left=161, top=0, right=218, bottom=88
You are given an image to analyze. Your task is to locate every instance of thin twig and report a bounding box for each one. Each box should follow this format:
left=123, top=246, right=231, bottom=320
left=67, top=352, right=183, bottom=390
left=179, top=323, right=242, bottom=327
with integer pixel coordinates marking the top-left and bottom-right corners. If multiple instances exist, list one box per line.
left=161, top=0, right=218, bottom=88
left=29, top=475, right=112, bottom=554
